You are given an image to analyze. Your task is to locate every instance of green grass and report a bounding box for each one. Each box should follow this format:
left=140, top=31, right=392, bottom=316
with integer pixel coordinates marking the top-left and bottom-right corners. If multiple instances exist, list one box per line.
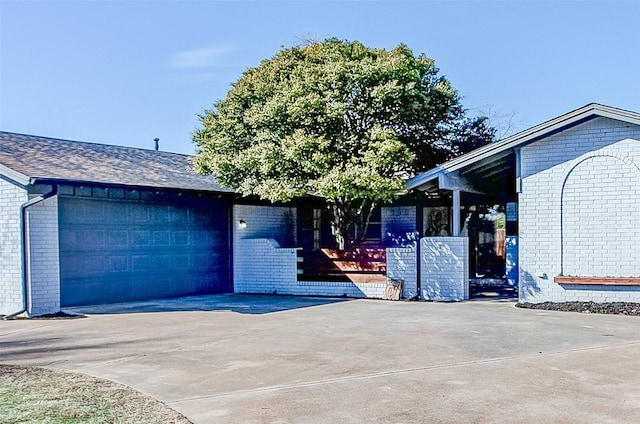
left=0, top=365, right=191, bottom=424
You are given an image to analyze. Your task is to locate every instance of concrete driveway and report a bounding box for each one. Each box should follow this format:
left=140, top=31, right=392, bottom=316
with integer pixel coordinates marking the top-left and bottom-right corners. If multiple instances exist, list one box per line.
left=1, top=294, right=639, bottom=423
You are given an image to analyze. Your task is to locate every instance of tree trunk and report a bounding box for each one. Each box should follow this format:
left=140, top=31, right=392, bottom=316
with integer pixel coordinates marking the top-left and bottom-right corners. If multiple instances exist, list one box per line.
left=329, top=200, right=377, bottom=251
left=358, top=201, right=376, bottom=244
left=329, top=202, right=347, bottom=251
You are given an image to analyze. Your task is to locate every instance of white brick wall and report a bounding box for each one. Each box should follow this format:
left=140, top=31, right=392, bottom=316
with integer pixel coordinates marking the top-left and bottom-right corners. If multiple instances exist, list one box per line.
left=233, top=204, right=298, bottom=293
left=233, top=238, right=299, bottom=293
left=0, top=178, right=28, bottom=315
left=232, top=204, right=388, bottom=299
left=387, top=245, right=418, bottom=298
left=296, top=281, right=387, bottom=298
left=25, top=196, right=61, bottom=316
left=420, top=237, right=469, bottom=301
left=562, top=154, right=639, bottom=277
left=233, top=204, right=297, bottom=248
left=234, top=237, right=389, bottom=298
left=519, top=117, right=640, bottom=303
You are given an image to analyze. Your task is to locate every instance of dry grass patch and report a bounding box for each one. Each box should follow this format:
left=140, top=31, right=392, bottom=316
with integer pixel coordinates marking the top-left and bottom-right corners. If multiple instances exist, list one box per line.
left=0, top=365, right=191, bottom=424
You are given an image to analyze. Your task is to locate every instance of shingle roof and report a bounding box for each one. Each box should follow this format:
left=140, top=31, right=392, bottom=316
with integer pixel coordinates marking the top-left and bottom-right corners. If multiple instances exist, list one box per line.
left=0, top=131, right=233, bottom=193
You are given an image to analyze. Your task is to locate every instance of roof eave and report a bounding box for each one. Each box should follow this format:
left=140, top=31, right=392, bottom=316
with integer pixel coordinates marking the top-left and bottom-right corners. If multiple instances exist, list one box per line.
left=452, top=104, right=640, bottom=171
left=407, top=103, right=640, bottom=191
left=0, top=163, right=30, bottom=188
left=405, top=167, right=445, bottom=190
left=29, top=176, right=235, bottom=195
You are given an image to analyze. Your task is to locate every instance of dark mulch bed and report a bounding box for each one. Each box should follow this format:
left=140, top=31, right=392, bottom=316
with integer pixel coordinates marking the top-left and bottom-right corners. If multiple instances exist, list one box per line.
left=516, top=301, right=640, bottom=316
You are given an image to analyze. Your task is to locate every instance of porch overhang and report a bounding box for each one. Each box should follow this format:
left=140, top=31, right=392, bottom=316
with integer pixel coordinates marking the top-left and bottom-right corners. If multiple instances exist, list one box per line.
left=407, top=103, right=640, bottom=196
left=406, top=149, right=517, bottom=197
left=406, top=146, right=518, bottom=238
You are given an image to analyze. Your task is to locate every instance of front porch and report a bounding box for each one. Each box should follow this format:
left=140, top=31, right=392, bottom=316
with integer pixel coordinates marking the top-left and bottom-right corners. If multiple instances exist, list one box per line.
left=232, top=180, right=519, bottom=301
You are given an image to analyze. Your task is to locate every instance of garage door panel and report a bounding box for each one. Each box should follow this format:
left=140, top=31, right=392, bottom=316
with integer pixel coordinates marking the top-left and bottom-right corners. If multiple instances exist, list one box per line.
left=131, top=230, right=151, bottom=246
left=59, top=196, right=230, bottom=307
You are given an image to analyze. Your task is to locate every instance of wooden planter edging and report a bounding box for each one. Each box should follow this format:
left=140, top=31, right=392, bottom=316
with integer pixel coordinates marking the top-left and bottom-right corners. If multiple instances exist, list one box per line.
left=554, top=276, right=640, bottom=286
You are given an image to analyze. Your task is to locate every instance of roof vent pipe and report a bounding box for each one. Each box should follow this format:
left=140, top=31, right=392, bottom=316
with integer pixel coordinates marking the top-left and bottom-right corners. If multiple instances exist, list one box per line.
left=154, top=138, right=160, bottom=151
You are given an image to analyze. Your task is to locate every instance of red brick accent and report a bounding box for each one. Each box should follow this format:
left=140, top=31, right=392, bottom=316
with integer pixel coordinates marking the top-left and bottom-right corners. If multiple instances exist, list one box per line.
left=554, top=276, right=640, bottom=286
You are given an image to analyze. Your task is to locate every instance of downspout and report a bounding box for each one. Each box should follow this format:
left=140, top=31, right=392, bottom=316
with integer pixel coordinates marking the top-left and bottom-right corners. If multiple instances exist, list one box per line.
left=4, top=185, right=57, bottom=319
left=414, top=236, right=421, bottom=300
left=414, top=206, right=422, bottom=300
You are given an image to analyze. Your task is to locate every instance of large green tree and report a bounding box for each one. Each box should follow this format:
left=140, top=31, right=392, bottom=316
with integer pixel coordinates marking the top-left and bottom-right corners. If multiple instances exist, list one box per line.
left=193, top=39, right=493, bottom=250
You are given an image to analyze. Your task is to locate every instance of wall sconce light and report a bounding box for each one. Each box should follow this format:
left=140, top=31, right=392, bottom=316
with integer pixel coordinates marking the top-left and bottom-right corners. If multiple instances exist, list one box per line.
left=238, top=220, right=247, bottom=229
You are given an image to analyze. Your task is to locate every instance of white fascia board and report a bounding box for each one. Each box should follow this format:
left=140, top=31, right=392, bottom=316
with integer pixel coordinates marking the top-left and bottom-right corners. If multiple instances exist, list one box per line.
left=515, top=148, right=522, bottom=193
left=443, top=109, right=590, bottom=172
left=593, top=107, right=640, bottom=126
left=0, top=163, right=30, bottom=187
left=405, top=167, right=445, bottom=190
left=406, top=103, right=640, bottom=192
left=438, top=172, right=485, bottom=194
left=434, top=103, right=640, bottom=175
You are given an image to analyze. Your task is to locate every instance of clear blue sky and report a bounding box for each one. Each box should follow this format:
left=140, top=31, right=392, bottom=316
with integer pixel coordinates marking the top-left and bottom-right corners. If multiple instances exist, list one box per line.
left=1, top=1, right=639, bottom=154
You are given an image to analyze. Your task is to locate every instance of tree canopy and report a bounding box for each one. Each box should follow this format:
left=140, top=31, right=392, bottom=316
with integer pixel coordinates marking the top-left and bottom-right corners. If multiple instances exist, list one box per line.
left=193, top=38, right=494, bottom=249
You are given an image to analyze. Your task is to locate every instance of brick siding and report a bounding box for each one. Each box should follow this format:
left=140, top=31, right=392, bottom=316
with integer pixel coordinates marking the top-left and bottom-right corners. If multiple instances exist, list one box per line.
left=233, top=205, right=298, bottom=293
left=233, top=204, right=389, bottom=298
left=25, top=196, right=61, bottom=316
left=386, top=245, right=418, bottom=298
left=420, top=237, right=469, bottom=301
left=519, top=117, right=640, bottom=303
left=0, top=178, right=28, bottom=315
left=233, top=238, right=299, bottom=293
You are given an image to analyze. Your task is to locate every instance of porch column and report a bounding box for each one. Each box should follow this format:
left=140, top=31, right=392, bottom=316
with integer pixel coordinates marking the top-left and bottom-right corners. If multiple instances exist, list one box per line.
left=452, top=189, right=461, bottom=236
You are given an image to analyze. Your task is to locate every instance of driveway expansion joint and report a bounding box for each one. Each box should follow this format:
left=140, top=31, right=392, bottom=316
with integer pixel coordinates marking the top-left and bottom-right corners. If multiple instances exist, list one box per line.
left=169, top=340, right=640, bottom=404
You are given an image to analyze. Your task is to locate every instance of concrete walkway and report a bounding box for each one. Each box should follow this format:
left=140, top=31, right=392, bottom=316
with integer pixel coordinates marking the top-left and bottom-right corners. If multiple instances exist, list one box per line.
left=1, top=294, right=639, bottom=423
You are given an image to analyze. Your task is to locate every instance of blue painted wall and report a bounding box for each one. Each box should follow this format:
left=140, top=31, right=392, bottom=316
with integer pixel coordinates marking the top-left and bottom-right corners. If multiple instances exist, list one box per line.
left=505, top=236, right=518, bottom=288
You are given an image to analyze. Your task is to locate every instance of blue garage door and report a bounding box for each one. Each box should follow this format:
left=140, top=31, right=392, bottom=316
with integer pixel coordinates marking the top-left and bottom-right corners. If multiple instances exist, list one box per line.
left=59, top=195, right=230, bottom=306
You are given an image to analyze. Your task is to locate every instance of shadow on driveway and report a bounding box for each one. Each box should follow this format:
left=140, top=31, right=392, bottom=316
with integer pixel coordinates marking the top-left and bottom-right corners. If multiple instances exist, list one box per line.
left=64, top=293, right=351, bottom=315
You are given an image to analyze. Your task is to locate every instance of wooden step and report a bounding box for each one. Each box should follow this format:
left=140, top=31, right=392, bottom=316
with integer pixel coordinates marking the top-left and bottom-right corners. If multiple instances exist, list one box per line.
left=297, top=247, right=387, bottom=283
